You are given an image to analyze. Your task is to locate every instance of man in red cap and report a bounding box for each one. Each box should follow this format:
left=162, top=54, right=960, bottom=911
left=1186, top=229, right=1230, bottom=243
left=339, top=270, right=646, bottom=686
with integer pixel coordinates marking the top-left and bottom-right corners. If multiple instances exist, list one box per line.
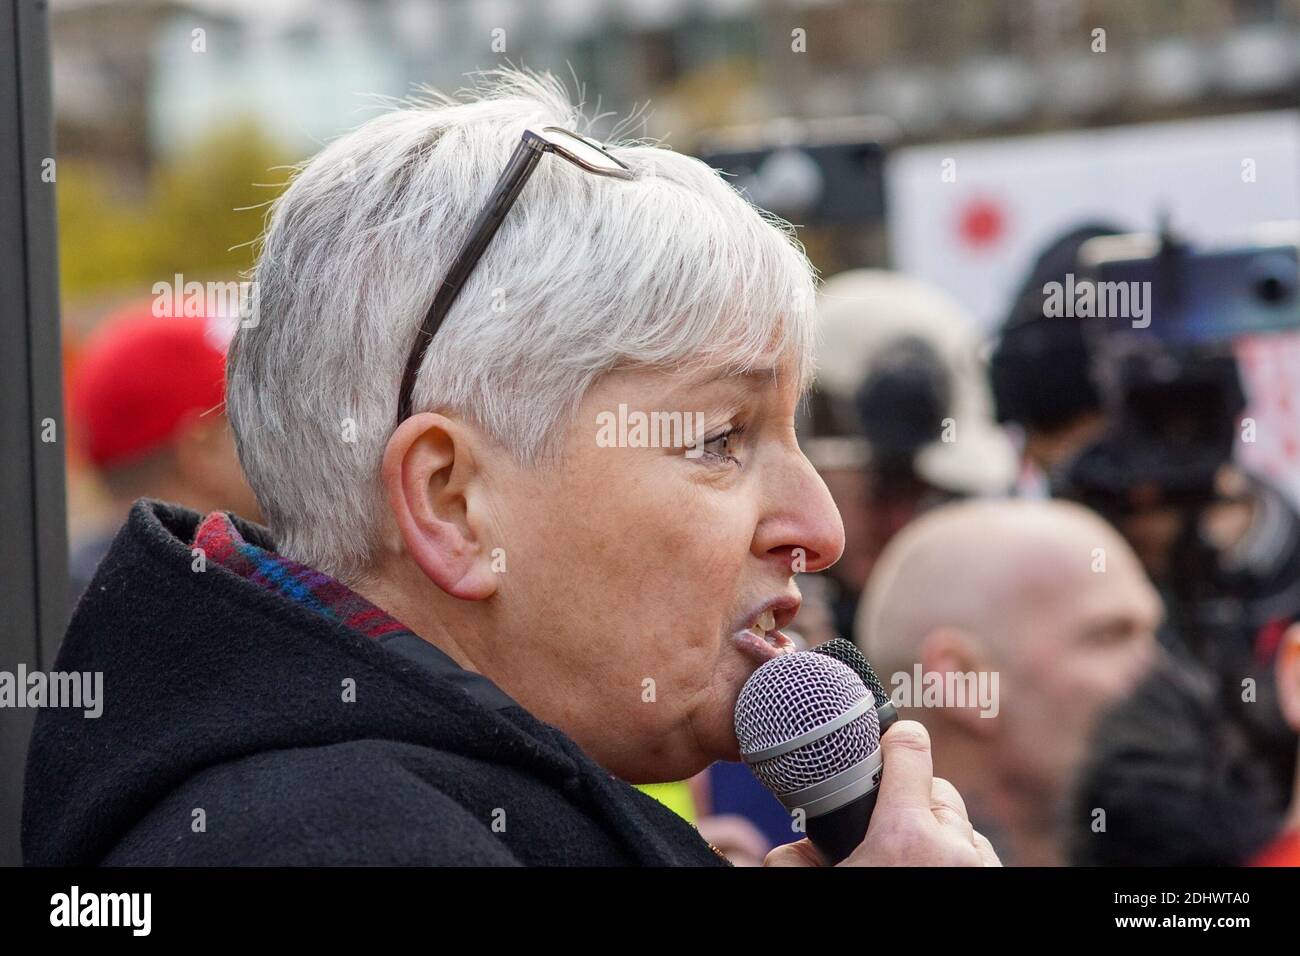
left=67, top=304, right=262, bottom=608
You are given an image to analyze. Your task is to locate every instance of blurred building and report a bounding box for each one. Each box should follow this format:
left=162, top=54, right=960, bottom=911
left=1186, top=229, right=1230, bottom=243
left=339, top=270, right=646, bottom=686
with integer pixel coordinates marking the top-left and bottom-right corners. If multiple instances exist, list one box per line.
left=51, top=0, right=1300, bottom=177
left=51, top=0, right=196, bottom=186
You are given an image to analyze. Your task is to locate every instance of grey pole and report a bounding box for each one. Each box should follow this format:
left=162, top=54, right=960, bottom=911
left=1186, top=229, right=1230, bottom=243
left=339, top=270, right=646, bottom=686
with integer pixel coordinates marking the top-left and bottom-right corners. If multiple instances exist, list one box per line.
left=0, top=0, right=69, bottom=867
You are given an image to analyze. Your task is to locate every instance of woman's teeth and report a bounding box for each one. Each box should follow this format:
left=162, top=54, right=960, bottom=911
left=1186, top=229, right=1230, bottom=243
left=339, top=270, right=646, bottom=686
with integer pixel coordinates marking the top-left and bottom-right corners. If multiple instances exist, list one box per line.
left=748, top=609, right=779, bottom=644
left=733, top=609, right=795, bottom=664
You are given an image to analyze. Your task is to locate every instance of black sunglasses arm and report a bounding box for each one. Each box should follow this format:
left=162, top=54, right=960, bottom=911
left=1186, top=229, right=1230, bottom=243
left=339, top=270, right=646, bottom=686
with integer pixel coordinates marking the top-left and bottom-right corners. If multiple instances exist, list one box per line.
left=396, top=136, right=548, bottom=424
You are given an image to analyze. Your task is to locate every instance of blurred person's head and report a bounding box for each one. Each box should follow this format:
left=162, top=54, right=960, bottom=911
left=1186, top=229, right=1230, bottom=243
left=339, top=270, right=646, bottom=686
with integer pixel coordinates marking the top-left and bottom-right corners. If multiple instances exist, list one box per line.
left=70, top=306, right=261, bottom=524
left=856, top=498, right=1161, bottom=864
left=990, top=224, right=1122, bottom=477
left=810, top=269, right=1016, bottom=598
left=226, top=72, right=844, bottom=784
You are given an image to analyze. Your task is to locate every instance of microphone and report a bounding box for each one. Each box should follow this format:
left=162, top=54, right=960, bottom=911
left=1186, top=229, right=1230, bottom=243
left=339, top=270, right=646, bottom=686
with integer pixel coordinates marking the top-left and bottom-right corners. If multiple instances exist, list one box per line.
left=735, top=651, right=883, bottom=864
left=811, top=638, right=898, bottom=733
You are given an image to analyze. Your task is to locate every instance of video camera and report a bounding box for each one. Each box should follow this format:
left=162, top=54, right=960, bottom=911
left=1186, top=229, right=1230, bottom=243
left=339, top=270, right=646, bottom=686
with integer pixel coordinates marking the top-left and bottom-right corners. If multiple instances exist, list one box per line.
left=1055, top=222, right=1300, bottom=514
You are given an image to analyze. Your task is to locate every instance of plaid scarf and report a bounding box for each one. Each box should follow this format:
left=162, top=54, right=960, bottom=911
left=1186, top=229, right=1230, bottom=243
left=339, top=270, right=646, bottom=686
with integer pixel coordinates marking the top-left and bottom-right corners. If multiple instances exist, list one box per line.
left=192, top=511, right=411, bottom=642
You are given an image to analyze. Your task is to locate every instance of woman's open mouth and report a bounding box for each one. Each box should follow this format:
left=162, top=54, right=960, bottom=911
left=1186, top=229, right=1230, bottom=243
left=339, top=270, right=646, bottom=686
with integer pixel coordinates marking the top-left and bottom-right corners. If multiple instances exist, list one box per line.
left=731, top=607, right=797, bottom=665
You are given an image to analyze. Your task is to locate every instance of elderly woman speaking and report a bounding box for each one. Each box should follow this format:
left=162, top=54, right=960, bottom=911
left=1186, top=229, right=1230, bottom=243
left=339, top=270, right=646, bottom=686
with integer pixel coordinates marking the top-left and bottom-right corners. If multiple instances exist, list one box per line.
left=25, top=73, right=996, bottom=867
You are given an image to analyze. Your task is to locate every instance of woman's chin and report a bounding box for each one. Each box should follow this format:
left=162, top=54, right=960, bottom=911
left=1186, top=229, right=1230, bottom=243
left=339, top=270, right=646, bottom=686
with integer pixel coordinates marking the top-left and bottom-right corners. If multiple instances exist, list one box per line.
left=682, top=707, right=745, bottom=772
left=707, top=687, right=746, bottom=764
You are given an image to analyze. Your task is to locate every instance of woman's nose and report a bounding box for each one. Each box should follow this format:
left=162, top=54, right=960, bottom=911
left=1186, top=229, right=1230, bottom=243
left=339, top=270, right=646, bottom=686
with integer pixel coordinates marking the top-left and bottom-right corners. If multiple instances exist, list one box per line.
left=754, top=451, right=846, bottom=574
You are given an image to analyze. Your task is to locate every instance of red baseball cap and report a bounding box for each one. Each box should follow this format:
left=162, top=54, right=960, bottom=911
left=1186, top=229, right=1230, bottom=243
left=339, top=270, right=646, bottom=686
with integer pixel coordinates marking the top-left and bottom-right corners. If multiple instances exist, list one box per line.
left=70, top=304, right=232, bottom=469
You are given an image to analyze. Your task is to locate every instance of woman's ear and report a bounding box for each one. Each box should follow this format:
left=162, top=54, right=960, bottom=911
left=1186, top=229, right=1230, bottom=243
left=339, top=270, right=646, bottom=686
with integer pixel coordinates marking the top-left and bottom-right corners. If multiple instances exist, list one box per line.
left=381, top=412, right=499, bottom=601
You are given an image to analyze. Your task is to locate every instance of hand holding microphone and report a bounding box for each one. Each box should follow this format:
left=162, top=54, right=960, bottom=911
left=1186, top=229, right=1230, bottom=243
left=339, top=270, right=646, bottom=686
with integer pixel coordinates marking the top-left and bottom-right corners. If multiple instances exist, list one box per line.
left=736, top=641, right=1000, bottom=867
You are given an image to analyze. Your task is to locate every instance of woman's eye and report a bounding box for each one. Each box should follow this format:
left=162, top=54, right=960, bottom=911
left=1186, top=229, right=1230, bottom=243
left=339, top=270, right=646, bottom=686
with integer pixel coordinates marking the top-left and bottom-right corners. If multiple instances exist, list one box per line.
left=699, top=425, right=744, bottom=465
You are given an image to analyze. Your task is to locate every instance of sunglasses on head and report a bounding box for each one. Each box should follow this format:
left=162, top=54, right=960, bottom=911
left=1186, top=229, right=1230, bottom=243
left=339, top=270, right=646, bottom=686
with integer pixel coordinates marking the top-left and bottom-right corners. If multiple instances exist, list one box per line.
left=395, top=126, right=634, bottom=426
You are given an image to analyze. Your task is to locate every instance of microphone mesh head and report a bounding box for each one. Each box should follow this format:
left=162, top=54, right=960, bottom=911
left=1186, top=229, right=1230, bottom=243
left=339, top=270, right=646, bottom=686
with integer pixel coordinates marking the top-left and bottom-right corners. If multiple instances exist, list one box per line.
left=812, top=638, right=889, bottom=705
left=734, top=652, right=881, bottom=796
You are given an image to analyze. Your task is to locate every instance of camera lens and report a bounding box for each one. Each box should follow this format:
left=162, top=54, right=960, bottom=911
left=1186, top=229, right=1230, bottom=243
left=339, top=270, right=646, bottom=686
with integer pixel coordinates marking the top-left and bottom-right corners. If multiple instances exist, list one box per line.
left=1251, top=253, right=1297, bottom=304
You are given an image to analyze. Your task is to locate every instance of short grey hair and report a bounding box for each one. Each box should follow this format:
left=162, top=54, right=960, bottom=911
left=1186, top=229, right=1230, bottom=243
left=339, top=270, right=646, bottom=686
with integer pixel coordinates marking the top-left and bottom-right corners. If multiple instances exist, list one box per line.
left=228, top=71, right=816, bottom=582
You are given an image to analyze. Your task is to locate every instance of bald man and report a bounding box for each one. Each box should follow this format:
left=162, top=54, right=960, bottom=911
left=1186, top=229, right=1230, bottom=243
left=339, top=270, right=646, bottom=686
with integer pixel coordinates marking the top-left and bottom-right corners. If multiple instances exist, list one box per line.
left=856, top=499, right=1161, bottom=866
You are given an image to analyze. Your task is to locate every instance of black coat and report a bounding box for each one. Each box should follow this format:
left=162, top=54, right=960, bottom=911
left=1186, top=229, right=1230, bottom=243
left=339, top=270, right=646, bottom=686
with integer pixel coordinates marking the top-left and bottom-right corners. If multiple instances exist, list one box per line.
left=23, top=500, right=729, bottom=867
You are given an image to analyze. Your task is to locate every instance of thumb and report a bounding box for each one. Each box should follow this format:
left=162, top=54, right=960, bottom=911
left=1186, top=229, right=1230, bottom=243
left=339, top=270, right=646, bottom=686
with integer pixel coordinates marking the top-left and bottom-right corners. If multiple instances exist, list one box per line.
left=762, top=838, right=826, bottom=867
left=873, top=720, right=934, bottom=815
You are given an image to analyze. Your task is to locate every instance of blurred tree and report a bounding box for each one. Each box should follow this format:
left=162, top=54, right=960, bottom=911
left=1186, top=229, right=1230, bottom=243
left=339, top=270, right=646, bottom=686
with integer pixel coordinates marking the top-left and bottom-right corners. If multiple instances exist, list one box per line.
left=56, top=162, right=155, bottom=296
left=59, top=121, right=293, bottom=303
left=145, top=121, right=290, bottom=282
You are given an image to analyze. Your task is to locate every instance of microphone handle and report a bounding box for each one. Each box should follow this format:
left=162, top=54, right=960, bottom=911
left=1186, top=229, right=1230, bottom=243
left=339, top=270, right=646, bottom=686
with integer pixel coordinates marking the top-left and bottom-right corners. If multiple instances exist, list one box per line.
left=803, top=716, right=891, bottom=864
left=806, top=786, right=880, bottom=865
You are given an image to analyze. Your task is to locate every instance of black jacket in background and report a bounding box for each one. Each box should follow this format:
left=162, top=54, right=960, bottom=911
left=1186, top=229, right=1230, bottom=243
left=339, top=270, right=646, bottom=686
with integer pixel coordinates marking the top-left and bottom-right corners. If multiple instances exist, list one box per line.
left=1067, top=651, right=1281, bottom=866
left=23, top=500, right=728, bottom=867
